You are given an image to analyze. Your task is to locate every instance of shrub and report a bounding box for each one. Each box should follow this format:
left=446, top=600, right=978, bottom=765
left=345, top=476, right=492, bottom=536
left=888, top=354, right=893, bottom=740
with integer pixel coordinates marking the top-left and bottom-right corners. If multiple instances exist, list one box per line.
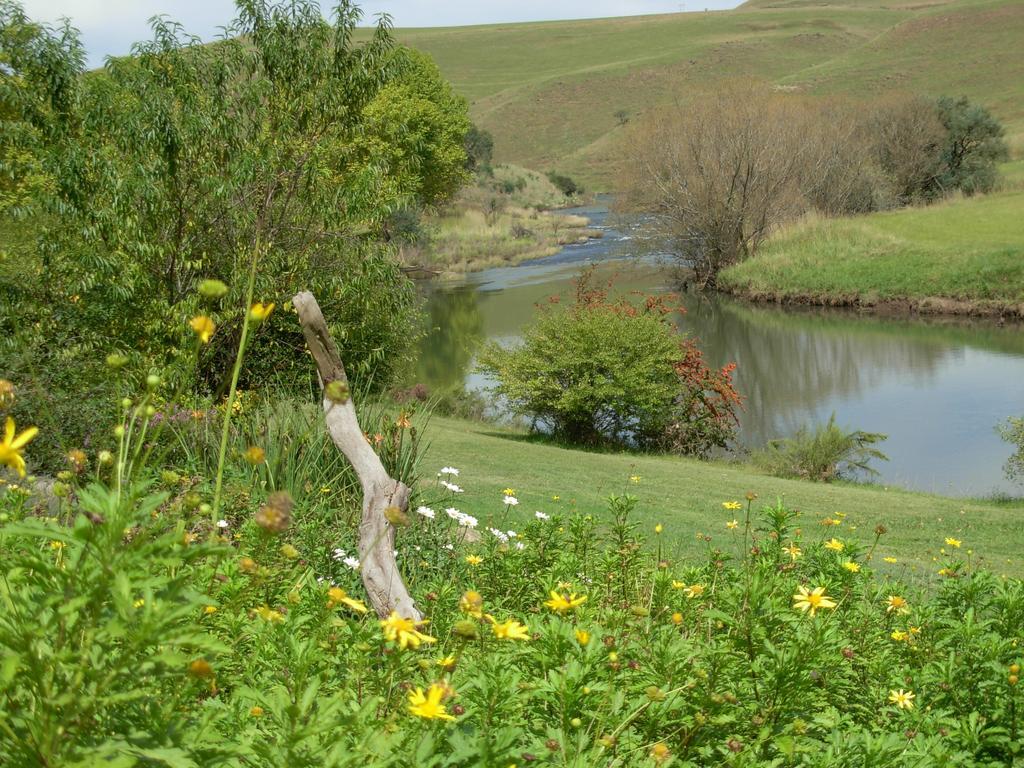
left=546, top=170, right=583, bottom=197
left=477, top=271, right=739, bottom=455
left=754, top=412, right=889, bottom=482
left=998, top=415, right=1024, bottom=486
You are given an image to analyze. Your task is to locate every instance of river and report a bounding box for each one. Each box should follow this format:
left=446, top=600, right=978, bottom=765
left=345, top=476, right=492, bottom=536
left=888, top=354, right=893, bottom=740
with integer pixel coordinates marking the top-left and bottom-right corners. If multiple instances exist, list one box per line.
left=414, top=202, right=1024, bottom=498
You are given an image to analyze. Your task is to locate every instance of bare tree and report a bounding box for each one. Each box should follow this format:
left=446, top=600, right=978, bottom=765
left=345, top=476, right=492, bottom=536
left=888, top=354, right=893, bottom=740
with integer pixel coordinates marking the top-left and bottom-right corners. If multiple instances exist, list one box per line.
left=622, top=83, right=814, bottom=288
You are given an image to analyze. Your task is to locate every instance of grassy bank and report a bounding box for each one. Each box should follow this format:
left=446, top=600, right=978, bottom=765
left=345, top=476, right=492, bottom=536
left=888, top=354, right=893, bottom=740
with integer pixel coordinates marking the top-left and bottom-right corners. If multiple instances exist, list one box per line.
left=373, top=0, right=1024, bottom=187
left=401, top=164, right=599, bottom=275
left=718, top=189, right=1024, bottom=315
left=421, top=415, right=1024, bottom=577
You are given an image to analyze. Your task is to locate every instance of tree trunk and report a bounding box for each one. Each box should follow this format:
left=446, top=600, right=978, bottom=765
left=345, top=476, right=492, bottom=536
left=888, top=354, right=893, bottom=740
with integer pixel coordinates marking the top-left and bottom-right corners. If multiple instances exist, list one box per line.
left=292, top=291, right=421, bottom=620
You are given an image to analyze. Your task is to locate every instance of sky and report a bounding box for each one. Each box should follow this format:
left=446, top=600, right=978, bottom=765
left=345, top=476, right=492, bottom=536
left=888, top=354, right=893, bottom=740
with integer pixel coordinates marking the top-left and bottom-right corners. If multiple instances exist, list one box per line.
left=20, top=1, right=740, bottom=68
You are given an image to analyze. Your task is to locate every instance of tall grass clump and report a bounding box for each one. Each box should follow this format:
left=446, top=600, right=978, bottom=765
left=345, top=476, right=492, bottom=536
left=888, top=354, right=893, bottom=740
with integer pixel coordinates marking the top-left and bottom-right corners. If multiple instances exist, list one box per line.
left=754, top=412, right=889, bottom=482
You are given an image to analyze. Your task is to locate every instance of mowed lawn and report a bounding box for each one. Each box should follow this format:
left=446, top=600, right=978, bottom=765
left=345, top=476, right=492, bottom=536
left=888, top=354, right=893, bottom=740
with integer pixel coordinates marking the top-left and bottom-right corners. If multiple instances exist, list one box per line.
left=719, top=189, right=1024, bottom=304
left=421, top=416, right=1024, bottom=578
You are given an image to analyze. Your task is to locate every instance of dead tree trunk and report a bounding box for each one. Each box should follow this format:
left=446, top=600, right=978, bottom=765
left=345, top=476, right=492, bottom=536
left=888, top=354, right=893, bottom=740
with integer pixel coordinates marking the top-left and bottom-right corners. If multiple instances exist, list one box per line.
left=292, top=291, right=421, bottom=620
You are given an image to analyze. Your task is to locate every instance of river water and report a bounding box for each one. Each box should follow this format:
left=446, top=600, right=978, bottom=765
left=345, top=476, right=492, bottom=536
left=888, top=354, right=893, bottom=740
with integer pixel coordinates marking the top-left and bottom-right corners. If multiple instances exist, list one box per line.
left=415, top=202, right=1024, bottom=498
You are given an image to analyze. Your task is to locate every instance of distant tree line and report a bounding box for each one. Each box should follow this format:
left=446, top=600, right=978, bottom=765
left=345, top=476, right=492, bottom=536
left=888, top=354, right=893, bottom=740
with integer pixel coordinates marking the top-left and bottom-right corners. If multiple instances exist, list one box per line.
left=621, top=82, right=1008, bottom=288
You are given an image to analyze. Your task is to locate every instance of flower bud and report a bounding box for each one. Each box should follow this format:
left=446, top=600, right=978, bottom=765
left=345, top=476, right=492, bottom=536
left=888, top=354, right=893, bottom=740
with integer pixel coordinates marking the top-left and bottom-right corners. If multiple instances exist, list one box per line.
left=145, top=374, right=160, bottom=390
left=198, top=279, right=229, bottom=299
left=106, top=353, right=129, bottom=369
left=453, top=620, right=479, bottom=639
left=325, top=380, right=349, bottom=404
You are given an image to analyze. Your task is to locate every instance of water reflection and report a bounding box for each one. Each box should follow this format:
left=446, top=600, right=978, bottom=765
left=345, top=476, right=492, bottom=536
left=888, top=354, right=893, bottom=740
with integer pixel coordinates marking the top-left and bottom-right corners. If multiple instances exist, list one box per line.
left=414, top=207, right=1024, bottom=497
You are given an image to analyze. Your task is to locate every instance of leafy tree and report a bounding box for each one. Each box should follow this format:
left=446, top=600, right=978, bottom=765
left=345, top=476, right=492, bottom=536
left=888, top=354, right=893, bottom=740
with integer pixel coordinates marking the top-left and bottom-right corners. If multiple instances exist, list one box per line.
left=464, top=123, right=494, bottom=174
left=477, top=271, right=738, bottom=455
left=0, top=0, right=478, bottom=464
left=359, top=47, right=470, bottom=207
left=936, top=95, right=1009, bottom=195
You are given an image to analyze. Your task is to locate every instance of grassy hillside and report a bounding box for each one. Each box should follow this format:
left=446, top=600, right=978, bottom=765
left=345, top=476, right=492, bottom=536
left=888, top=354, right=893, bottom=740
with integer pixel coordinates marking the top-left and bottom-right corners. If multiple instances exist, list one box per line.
left=718, top=188, right=1024, bottom=312
left=378, top=0, right=1023, bottom=187
left=423, top=415, right=1024, bottom=578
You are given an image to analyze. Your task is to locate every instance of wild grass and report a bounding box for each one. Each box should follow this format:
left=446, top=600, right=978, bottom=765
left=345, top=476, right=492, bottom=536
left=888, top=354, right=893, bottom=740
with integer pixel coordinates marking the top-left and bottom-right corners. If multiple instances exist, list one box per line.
left=718, top=188, right=1024, bottom=305
left=405, top=165, right=600, bottom=274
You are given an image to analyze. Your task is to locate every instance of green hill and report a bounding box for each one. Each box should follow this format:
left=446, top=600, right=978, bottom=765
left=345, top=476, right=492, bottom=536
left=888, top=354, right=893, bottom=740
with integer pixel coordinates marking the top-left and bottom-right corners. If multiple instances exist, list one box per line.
left=378, top=0, right=1024, bottom=187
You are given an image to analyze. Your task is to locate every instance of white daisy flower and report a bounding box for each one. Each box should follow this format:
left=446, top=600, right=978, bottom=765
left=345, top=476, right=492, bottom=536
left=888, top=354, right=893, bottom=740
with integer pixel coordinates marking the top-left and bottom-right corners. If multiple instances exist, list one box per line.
left=503, top=495, right=519, bottom=506
left=441, top=480, right=464, bottom=494
left=416, top=505, right=435, bottom=519
left=535, top=511, right=550, bottom=521
left=343, top=556, right=360, bottom=570
left=216, top=519, right=229, bottom=528
left=439, top=466, right=460, bottom=476
left=332, top=548, right=346, bottom=561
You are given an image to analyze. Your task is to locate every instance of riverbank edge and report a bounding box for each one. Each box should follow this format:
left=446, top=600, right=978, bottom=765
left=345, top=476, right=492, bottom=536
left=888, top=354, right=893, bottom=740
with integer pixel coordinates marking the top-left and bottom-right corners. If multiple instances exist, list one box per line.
left=718, top=285, right=1024, bottom=321
left=409, top=213, right=604, bottom=279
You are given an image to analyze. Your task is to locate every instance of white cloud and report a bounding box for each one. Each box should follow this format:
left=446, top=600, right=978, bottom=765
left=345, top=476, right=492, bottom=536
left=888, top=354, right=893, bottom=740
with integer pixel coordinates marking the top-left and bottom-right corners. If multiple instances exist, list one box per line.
left=19, top=1, right=739, bottom=68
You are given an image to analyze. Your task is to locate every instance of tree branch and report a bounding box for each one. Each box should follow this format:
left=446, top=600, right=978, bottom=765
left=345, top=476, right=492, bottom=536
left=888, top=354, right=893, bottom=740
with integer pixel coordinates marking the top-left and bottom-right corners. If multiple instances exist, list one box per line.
left=292, top=290, right=421, bottom=620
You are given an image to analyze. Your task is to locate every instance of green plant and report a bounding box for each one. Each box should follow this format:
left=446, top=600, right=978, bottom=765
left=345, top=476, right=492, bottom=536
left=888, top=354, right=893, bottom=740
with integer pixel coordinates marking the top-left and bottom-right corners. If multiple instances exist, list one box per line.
left=477, top=271, right=739, bottom=455
left=997, top=415, right=1024, bottom=486
left=754, top=412, right=889, bottom=482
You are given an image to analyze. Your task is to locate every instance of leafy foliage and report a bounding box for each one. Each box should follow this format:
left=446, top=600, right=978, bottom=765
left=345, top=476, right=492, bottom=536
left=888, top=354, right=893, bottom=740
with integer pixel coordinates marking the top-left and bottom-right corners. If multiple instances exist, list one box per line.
left=478, top=271, right=739, bottom=455
left=0, top=1, right=478, bottom=466
left=754, top=412, right=889, bottom=482
left=935, top=95, right=1009, bottom=196
left=998, top=415, right=1024, bottom=486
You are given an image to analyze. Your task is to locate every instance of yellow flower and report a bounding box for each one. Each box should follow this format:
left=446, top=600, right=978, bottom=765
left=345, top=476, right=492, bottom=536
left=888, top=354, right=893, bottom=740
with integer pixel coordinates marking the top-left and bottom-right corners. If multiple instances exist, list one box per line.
left=650, top=743, right=671, bottom=764
left=459, top=590, right=484, bottom=618
left=885, top=595, right=909, bottom=614
left=783, top=542, right=802, bottom=561
left=408, top=683, right=455, bottom=721
left=629, top=475, right=641, bottom=484
left=49, top=540, right=65, bottom=550
left=239, top=557, right=258, bottom=574
left=249, top=302, right=275, bottom=322
left=381, top=611, right=436, bottom=650
left=726, top=519, right=739, bottom=530
left=255, top=605, right=284, bottom=623
left=888, top=689, right=915, bottom=710
left=655, top=523, right=663, bottom=534
left=722, top=501, right=742, bottom=510
left=544, top=590, right=587, bottom=614
left=133, top=598, right=145, bottom=608
left=327, top=586, right=368, bottom=614
left=575, top=629, right=591, bottom=646
left=189, top=315, right=216, bottom=343
left=891, top=629, right=908, bottom=642
left=245, top=445, right=265, bottom=465
left=842, top=561, right=860, bottom=573
left=203, top=605, right=218, bottom=615
left=396, top=411, right=412, bottom=429
left=188, top=659, right=214, bottom=679
left=0, top=417, right=39, bottom=478
left=945, top=537, right=962, bottom=548
left=824, top=538, right=844, bottom=552
left=883, top=556, right=898, bottom=564
left=671, top=580, right=685, bottom=589
left=437, top=654, right=457, bottom=672
left=465, top=555, right=483, bottom=566
left=249, top=706, right=264, bottom=717
left=671, top=612, right=683, bottom=625
left=684, top=584, right=705, bottom=599
left=492, top=619, right=531, bottom=641
left=280, top=543, right=299, bottom=559
left=792, top=586, right=837, bottom=617
left=502, top=487, right=516, bottom=496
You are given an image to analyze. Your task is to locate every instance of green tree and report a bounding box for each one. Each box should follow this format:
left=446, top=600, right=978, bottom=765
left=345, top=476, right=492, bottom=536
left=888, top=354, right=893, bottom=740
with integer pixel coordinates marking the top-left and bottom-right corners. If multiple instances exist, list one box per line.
left=464, top=123, right=494, bottom=174
left=0, top=0, right=476, bottom=464
left=359, top=47, right=470, bottom=207
left=936, top=96, right=1008, bottom=195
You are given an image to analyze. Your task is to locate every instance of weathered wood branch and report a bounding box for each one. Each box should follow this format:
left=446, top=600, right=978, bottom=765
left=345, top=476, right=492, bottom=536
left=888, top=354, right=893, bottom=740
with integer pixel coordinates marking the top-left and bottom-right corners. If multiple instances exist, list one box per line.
left=292, top=291, right=421, bottom=620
